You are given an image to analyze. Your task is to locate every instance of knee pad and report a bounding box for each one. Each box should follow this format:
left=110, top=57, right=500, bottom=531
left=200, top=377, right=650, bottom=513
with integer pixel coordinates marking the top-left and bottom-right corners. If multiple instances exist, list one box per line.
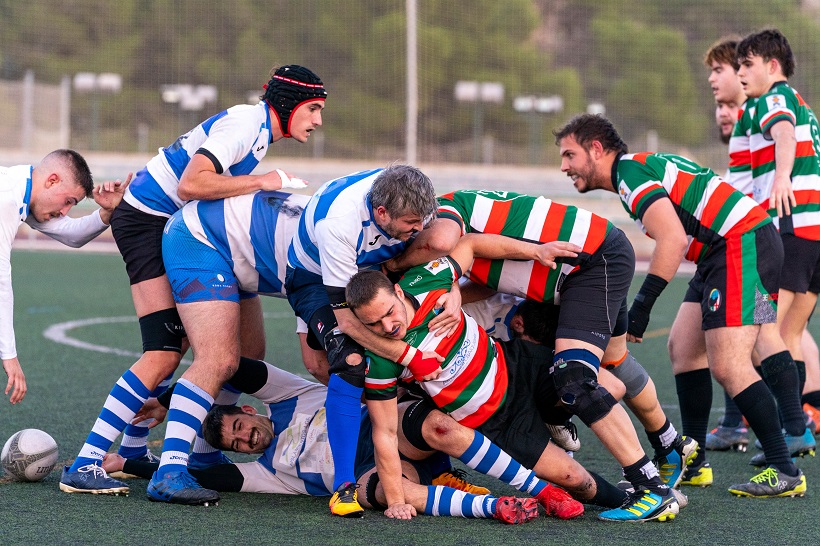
left=401, top=398, right=436, bottom=452
left=552, top=351, right=616, bottom=427
left=365, top=472, right=387, bottom=510
left=606, top=352, right=650, bottom=399
left=325, top=330, right=366, bottom=387
left=138, top=308, right=186, bottom=353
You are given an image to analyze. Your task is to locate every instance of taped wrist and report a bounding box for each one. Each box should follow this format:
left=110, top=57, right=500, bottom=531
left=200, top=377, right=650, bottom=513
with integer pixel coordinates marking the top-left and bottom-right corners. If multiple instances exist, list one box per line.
left=400, top=345, right=441, bottom=380
left=628, top=274, right=668, bottom=338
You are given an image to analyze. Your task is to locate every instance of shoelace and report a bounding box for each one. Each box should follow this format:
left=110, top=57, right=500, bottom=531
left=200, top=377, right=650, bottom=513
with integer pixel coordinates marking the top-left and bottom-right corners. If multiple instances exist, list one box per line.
left=750, top=467, right=778, bottom=485
left=445, top=469, right=471, bottom=483
left=78, top=463, right=108, bottom=479
left=337, top=483, right=360, bottom=501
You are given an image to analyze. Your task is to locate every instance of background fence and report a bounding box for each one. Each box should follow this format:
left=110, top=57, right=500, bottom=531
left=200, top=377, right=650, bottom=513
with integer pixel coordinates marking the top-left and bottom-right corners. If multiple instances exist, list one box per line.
left=2, top=0, right=820, bottom=173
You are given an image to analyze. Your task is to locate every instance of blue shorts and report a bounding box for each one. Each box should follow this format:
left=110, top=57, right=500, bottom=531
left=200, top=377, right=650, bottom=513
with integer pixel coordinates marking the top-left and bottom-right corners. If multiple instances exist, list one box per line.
left=162, top=213, right=244, bottom=304
left=285, top=266, right=331, bottom=324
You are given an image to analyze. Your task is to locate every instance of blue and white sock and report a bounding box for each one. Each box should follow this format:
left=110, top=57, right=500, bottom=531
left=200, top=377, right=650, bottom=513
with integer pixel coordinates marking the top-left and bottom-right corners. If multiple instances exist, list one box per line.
left=118, top=373, right=173, bottom=459
left=69, top=370, right=151, bottom=472
left=156, top=379, right=214, bottom=476
left=457, top=431, right=546, bottom=496
left=191, top=385, right=241, bottom=463
left=425, top=486, right=496, bottom=518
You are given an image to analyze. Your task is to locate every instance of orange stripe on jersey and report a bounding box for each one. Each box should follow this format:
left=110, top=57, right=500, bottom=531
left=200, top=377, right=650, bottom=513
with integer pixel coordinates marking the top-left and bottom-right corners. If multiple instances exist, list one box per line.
left=582, top=216, right=609, bottom=254
left=431, top=331, right=492, bottom=408
left=724, top=207, right=770, bottom=238
left=668, top=172, right=695, bottom=204
left=699, top=182, right=735, bottom=228
left=751, top=145, right=775, bottom=167
left=525, top=262, right=550, bottom=301
left=794, top=189, right=820, bottom=206
left=795, top=225, right=820, bottom=240
left=685, top=239, right=704, bottom=262
left=457, top=341, right=508, bottom=429
left=484, top=199, right=513, bottom=234
left=539, top=201, right=567, bottom=243
left=796, top=141, right=817, bottom=158
left=469, top=258, right=492, bottom=287
left=631, top=184, right=661, bottom=214
left=632, top=152, right=651, bottom=164
left=729, top=150, right=751, bottom=168
left=409, top=288, right=449, bottom=329
left=725, top=236, right=743, bottom=326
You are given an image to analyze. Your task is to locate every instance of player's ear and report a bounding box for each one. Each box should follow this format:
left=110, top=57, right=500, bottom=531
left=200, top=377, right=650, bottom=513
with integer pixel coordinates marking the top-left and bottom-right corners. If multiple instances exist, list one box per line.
left=394, top=284, right=404, bottom=300
left=44, top=172, right=60, bottom=188
left=241, top=404, right=256, bottom=415
left=590, top=140, right=604, bottom=159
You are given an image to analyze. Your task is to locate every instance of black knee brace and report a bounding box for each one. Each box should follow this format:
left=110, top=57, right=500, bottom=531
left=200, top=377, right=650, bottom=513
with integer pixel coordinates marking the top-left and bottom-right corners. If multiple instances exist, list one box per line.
left=138, top=308, right=186, bottom=353
left=308, top=305, right=366, bottom=387
left=401, top=398, right=436, bottom=452
left=553, top=360, right=617, bottom=427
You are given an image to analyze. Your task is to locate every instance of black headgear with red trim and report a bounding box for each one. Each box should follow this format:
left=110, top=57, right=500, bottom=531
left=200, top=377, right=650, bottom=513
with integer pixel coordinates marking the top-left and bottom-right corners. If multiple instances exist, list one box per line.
left=262, top=65, right=326, bottom=138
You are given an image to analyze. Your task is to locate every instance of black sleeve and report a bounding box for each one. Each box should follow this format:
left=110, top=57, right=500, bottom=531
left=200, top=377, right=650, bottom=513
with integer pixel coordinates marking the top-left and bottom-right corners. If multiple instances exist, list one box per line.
left=157, top=382, right=177, bottom=409
left=225, top=357, right=271, bottom=395
left=195, top=148, right=223, bottom=174
left=325, top=285, right=348, bottom=307
left=121, top=459, right=245, bottom=492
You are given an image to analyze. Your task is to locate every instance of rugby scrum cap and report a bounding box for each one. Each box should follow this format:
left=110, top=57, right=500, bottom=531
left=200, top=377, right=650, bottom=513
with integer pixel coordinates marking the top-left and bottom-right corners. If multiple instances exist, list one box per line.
left=263, top=65, right=326, bottom=138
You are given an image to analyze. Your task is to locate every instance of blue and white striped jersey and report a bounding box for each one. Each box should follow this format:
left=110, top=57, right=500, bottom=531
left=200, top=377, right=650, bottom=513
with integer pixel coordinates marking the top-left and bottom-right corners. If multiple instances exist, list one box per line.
left=287, top=169, right=411, bottom=288
left=178, top=190, right=309, bottom=297
left=124, top=101, right=273, bottom=217
left=235, top=365, right=349, bottom=496
left=462, top=292, right=523, bottom=342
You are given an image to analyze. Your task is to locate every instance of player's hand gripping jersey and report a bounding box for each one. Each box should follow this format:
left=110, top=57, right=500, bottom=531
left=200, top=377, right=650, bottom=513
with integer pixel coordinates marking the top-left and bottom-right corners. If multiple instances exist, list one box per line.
left=615, top=152, right=771, bottom=263
left=749, top=82, right=820, bottom=238
left=364, top=258, right=508, bottom=429
left=436, top=190, right=612, bottom=302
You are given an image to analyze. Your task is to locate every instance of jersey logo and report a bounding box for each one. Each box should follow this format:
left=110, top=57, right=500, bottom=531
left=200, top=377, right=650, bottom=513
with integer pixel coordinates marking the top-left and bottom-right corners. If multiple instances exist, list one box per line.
left=368, top=234, right=382, bottom=246
left=424, top=257, right=450, bottom=275
left=766, top=94, right=786, bottom=111
left=256, top=145, right=265, bottom=152
left=618, top=180, right=632, bottom=202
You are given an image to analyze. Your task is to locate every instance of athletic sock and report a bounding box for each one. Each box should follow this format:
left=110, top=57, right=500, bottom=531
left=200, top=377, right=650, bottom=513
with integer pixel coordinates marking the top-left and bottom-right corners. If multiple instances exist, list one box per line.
left=588, top=470, right=628, bottom=508
left=424, top=486, right=496, bottom=518
left=69, top=369, right=151, bottom=472
left=156, top=379, right=214, bottom=476
left=794, top=360, right=806, bottom=396
left=190, top=385, right=242, bottom=463
left=623, top=456, right=667, bottom=495
left=675, top=369, right=712, bottom=451
left=456, top=431, right=546, bottom=496
left=760, top=351, right=805, bottom=436
left=118, top=373, right=173, bottom=459
left=326, top=374, right=363, bottom=490
left=733, top=381, right=798, bottom=477
left=722, top=389, right=744, bottom=428
left=646, top=418, right=677, bottom=456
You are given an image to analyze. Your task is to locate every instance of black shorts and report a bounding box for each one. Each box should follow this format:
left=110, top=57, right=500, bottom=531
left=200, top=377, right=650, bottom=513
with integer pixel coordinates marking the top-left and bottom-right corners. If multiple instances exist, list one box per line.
left=683, top=224, right=781, bottom=329
left=474, top=338, right=566, bottom=469
left=781, top=233, right=820, bottom=294
left=110, top=200, right=170, bottom=285
left=556, top=227, right=635, bottom=349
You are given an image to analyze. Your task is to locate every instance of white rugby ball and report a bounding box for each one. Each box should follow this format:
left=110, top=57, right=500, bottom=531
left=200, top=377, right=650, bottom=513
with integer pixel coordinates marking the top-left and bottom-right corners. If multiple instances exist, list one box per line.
left=1, top=428, right=59, bottom=482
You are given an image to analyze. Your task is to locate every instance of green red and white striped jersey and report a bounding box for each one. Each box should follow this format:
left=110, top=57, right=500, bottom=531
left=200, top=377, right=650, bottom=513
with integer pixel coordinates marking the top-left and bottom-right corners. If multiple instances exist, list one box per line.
left=615, top=152, right=771, bottom=263
left=728, top=99, right=756, bottom=197
left=364, top=257, right=508, bottom=429
left=437, top=190, right=612, bottom=302
left=749, top=82, right=820, bottom=239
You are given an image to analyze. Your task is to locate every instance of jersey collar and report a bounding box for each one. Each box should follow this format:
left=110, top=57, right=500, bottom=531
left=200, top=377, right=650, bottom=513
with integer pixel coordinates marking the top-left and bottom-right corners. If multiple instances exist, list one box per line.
left=610, top=151, right=625, bottom=191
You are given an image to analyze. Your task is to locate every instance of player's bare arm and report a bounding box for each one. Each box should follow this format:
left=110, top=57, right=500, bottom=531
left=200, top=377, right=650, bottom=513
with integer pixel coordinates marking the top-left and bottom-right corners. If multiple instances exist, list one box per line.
left=367, top=397, right=417, bottom=519
left=627, top=198, right=688, bottom=343
left=769, top=119, right=798, bottom=217
left=177, top=153, right=307, bottom=201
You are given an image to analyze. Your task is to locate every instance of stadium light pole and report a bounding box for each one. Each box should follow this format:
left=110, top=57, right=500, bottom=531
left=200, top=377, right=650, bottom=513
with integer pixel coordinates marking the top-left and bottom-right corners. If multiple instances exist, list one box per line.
left=455, top=81, right=504, bottom=163
left=161, top=84, right=218, bottom=136
left=73, top=72, right=122, bottom=151
left=513, top=95, right=564, bottom=165
left=405, top=0, right=418, bottom=164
